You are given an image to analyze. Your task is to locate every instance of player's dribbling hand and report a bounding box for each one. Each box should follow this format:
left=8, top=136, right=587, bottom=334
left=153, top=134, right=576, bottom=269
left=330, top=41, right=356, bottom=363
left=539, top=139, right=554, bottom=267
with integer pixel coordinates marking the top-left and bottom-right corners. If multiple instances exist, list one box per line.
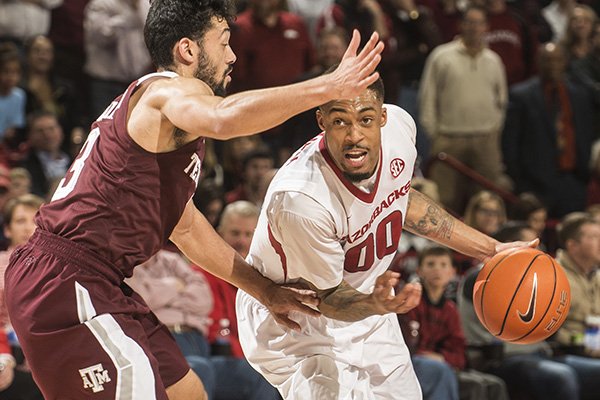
left=371, top=271, right=422, bottom=314
left=482, top=238, right=540, bottom=264
left=327, top=29, right=385, bottom=100
left=263, top=284, right=321, bottom=331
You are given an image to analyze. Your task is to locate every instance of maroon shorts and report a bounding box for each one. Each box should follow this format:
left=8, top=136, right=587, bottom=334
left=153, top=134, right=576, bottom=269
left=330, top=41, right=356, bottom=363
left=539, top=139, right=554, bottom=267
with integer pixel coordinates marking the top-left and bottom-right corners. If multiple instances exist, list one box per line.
left=4, top=229, right=190, bottom=399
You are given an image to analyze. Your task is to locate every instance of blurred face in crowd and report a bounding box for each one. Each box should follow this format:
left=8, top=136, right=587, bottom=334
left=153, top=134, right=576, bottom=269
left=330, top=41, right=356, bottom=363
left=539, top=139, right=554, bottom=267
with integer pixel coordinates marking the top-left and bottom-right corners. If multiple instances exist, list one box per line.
left=318, top=32, right=347, bottom=70
left=568, top=222, right=600, bottom=269
left=418, top=254, right=456, bottom=291
left=318, top=89, right=385, bottom=182
left=473, top=199, right=503, bottom=235
left=538, top=43, right=567, bottom=83
left=569, top=6, right=596, bottom=40
left=219, top=213, right=258, bottom=258
left=5, top=204, right=37, bottom=247
left=250, top=0, right=281, bottom=21
left=29, top=115, right=64, bottom=153
left=244, top=157, right=274, bottom=191
left=194, top=17, right=236, bottom=96
left=28, top=36, right=54, bottom=74
left=0, top=60, right=20, bottom=95
left=461, top=8, right=488, bottom=48
left=528, top=209, right=547, bottom=236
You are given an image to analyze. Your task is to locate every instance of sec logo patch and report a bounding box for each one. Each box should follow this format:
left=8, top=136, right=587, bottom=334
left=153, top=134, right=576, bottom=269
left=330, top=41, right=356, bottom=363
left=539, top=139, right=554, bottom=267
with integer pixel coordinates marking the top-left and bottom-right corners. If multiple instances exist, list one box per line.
left=390, top=158, right=405, bottom=178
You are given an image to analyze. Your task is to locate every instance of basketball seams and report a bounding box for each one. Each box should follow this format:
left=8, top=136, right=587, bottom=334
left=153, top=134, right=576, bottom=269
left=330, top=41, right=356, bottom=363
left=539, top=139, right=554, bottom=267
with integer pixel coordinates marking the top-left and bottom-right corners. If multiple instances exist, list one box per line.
left=497, top=254, right=542, bottom=336
left=509, top=255, right=558, bottom=343
left=478, top=251, right=516, bottom=330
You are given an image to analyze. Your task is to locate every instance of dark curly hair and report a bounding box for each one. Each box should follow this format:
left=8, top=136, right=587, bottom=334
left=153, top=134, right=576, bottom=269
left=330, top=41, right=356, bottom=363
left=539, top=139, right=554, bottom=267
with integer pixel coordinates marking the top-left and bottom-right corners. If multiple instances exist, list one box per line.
left=144, top=0, right=236, bottom=70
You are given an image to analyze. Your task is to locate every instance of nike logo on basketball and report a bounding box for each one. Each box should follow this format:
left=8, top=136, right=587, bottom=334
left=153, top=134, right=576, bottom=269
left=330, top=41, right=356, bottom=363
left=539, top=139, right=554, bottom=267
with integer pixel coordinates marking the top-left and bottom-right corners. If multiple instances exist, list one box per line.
left=518, top=273, right=538, bottom=323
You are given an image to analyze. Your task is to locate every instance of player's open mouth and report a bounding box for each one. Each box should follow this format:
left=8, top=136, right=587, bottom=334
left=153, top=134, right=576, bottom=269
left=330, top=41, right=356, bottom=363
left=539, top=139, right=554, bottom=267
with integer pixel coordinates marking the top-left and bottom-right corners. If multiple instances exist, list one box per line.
left=344, top=151, right=367, bottom=167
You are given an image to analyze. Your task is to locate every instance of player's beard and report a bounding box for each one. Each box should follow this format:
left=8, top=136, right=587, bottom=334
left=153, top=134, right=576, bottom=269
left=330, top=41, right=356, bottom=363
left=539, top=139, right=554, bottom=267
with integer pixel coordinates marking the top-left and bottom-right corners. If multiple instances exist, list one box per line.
left=194, top=52, right=230, bottom=97
left=344, top=171, right=374, bottom=182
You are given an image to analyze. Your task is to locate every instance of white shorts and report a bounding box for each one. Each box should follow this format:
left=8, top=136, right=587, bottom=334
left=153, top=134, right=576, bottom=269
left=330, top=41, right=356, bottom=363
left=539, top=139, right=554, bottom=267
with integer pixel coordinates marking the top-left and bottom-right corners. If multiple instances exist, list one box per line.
left=236, top=290, right=422, bottom=400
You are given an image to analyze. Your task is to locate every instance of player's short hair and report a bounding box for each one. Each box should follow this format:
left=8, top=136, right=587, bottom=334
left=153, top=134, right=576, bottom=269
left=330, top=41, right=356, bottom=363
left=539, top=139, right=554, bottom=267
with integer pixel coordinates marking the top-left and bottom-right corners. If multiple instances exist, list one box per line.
left=319, top=64, right=385, bottom=109
left=145, top=0, right=236, bottom=69
left=3, top=194, right=44, bottom=226
left=218, top=201, right=259, bottom=231
left=417, top=245, right=453, bottom=267
left=557, top=212, right=598, bottom=248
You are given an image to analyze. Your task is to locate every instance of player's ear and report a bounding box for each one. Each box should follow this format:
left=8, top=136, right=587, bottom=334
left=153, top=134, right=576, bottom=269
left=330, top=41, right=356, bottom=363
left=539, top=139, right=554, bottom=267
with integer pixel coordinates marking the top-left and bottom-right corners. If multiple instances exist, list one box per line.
left=174, top=38, right=195, bottom=65
left=380, top=107, right=387, bottom=127
left=316, top=109, right=326, bottom=131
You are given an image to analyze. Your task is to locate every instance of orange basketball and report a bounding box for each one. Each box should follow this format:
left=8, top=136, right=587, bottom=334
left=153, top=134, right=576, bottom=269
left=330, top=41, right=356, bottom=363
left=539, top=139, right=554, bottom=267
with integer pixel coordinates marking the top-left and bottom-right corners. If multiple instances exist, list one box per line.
left=473, top=248, right=571, bottom=344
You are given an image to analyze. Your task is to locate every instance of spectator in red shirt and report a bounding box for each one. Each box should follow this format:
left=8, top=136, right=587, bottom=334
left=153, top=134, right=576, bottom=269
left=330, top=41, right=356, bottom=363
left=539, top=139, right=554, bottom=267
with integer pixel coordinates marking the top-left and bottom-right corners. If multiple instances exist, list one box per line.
left=230, top=0, right=315, bottom=93
left=484, top=0, right=538, bottom=86
left=203, top=201, right=258, bottom=357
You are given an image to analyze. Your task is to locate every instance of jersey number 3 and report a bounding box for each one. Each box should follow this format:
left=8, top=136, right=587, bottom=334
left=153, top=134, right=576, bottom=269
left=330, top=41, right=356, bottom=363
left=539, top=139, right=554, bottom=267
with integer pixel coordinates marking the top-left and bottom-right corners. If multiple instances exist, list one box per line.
left=51, top=127, right=101, bottom=202
left=344, top=211, right=403, bottom=273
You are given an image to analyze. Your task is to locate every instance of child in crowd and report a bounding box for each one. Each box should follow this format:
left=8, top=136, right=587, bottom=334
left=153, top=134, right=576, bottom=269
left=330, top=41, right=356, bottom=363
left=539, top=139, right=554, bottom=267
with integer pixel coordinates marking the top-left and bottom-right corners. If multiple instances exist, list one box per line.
left=0, top=43, right=25, bottom=144
left=401, top=245, right=509, bottom=400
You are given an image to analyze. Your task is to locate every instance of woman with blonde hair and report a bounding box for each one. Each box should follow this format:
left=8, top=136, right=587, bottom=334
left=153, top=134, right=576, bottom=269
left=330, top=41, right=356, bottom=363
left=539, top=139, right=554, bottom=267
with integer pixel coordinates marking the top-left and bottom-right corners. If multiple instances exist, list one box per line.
left=463, top=190, right=507, bottom=236
left=562, top=4, right=598, bottom=66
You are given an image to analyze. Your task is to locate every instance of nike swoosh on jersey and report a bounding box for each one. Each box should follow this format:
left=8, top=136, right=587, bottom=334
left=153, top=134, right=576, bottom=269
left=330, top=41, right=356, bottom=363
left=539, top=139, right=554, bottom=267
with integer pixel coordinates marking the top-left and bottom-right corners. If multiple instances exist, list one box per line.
left=517, top=273, right=538, bottom=323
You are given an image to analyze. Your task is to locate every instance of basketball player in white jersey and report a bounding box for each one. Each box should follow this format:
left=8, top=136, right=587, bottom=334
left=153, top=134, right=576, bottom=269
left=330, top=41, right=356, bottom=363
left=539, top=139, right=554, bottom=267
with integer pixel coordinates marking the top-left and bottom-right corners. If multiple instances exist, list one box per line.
left=236, top=77, right=538, bottom=399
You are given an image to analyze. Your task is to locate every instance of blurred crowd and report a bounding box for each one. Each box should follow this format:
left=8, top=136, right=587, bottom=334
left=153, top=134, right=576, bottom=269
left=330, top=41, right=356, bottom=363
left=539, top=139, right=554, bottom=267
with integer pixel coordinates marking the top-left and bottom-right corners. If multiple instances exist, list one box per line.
left=0, top=0, right=600, bottom=399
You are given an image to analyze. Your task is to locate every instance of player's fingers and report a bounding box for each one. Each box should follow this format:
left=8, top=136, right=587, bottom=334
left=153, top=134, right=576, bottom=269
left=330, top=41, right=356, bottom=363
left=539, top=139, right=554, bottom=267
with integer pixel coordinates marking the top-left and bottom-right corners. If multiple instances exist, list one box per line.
left=395, top=283, right=422, bottom=313
left=273, top=313, right=301, bottom=331
left=375, top=270, right=400, bottom=284
left=357, top=70, right=381, bottom=90
left=294, top=291, right=321, bottom=308
left=341, top=29, right=361, bottom=60
left=291, top=301, right=321, bottom=318
left=355, top=31, right=380, bottom=62
left=356, top=41, right=384, bottom=74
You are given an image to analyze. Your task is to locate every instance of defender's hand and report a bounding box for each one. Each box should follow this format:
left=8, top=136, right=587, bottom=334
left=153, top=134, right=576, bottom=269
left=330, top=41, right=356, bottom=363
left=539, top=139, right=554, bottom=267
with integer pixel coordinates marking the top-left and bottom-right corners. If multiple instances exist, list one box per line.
left=262, top=284, right=321, bottom=331
left=327, top=30, right=385, bottom=100
left=371, top=271, right=422, bottom=314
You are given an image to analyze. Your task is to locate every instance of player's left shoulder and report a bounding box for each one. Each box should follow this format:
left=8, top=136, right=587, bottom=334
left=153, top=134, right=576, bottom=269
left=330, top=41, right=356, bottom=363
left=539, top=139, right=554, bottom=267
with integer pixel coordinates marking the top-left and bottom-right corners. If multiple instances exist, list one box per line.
left=382, top=104, right=417, bottom=145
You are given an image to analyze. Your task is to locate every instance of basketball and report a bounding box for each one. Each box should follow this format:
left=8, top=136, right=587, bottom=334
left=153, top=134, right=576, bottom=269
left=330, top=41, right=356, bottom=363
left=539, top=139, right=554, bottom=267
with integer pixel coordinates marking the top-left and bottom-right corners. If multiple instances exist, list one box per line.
left=473, top=248, right=571, bottom=344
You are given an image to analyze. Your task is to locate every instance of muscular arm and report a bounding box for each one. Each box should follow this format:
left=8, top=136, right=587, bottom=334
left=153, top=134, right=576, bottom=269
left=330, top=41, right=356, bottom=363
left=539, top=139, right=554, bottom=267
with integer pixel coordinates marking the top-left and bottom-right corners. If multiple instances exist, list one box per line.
left=170, top=201, right=319, bottom=330
left=404, top=188, right=498, bottom=261
left=304, top=273, right=421, bottom=322
left=269, top=193, right=421, bottom=322
left=159, top=30, right=383, bottom=140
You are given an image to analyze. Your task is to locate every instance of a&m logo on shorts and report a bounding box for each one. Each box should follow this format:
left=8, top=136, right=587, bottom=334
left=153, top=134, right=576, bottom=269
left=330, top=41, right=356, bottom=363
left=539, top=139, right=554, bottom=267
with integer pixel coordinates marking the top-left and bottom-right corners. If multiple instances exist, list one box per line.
left=79, top=363, right=111, bottom=393
left=390, top=158, right=405, bottom=178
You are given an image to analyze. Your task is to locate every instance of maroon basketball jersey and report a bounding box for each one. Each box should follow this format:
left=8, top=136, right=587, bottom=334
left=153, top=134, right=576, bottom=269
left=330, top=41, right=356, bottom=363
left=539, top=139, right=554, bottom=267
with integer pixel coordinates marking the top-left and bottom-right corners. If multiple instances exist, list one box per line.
left=37, top=72, right=205, bottom=277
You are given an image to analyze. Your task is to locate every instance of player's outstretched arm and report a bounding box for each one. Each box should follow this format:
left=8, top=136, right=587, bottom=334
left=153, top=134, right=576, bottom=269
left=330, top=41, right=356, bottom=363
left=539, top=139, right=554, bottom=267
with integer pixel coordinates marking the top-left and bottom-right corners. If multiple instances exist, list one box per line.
left=304, top=272, right=422, bottom=322
left=161, top=30, right=385, bottom=140
left=170, top=201, right=320, bottom=331
left=404, top=188, right=538, bottom=262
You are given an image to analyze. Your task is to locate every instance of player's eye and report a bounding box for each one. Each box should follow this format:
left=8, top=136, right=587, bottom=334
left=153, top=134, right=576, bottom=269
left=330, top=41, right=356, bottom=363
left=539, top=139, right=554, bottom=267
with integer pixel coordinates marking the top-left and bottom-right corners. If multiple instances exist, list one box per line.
left=362, top=117, right=373, bottom=125
left=333, top=119, right=344, bottom=126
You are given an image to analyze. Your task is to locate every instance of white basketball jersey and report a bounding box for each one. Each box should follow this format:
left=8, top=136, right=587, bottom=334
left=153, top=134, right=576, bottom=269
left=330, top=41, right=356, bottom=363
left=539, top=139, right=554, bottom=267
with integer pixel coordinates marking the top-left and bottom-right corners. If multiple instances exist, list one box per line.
left=248, top=104, right=417, bottom=293
left=237, top=105, right=422, bottom=398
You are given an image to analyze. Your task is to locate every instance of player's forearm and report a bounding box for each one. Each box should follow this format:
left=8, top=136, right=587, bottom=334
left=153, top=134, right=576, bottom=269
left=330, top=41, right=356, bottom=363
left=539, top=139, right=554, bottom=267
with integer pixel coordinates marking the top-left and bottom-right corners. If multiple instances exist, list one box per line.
left=318, top=280, right=385, bottom=322
left=404, top=188, right=497, bottom=261
left=209, top=76, right=333, bottom=140
left=170, top=208, right=272, bottom=305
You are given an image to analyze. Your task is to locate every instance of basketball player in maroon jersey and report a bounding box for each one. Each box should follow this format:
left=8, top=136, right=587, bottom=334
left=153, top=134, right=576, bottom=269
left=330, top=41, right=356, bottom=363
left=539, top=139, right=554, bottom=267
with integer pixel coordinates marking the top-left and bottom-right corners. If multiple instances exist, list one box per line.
left=3, top=0, right=385, bottom=399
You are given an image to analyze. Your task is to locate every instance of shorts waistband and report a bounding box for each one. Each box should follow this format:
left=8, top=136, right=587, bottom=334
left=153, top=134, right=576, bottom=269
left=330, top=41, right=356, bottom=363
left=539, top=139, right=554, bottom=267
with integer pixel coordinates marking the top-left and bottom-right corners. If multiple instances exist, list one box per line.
left=29, top=229, right=124, bottom=284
